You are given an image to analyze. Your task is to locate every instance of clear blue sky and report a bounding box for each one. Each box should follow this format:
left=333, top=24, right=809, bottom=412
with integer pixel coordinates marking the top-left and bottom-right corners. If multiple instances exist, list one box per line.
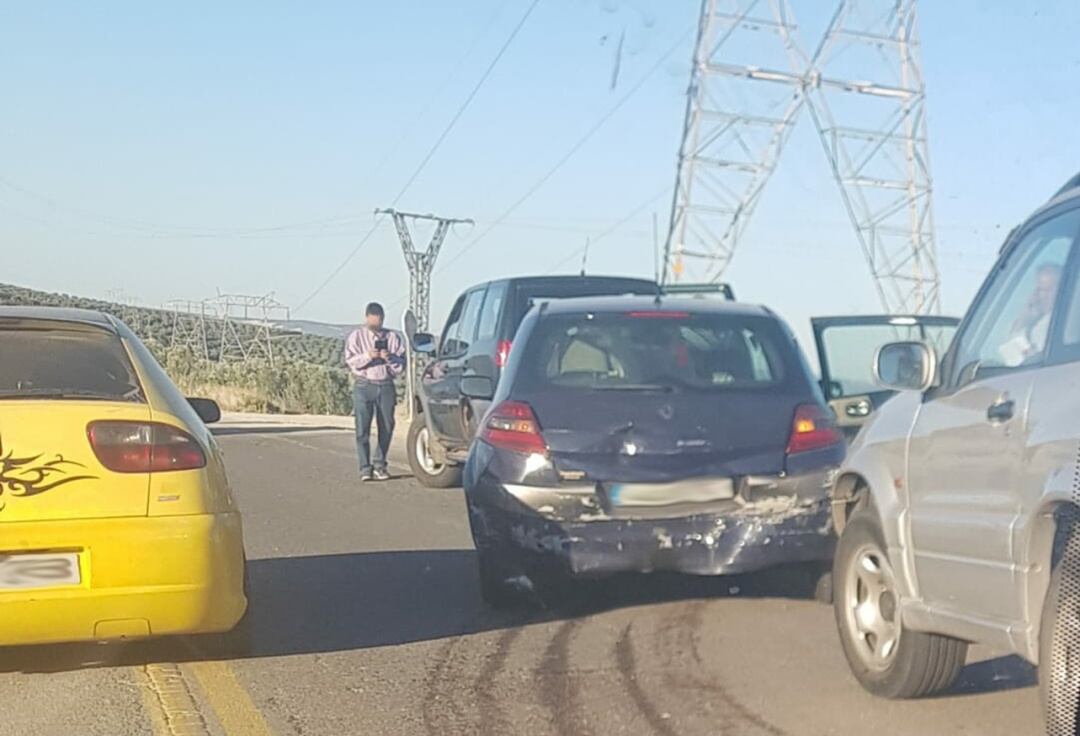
left=3, top=1, right=1079, bottom=349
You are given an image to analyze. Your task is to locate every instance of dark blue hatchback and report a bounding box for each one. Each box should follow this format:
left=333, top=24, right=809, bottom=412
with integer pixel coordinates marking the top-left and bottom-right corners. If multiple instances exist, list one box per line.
left=461, top=295, right=846, bottom=607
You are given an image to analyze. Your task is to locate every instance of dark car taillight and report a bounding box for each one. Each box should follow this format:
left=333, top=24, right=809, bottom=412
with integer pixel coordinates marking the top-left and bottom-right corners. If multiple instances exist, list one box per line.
left=88, top=421, right=207, bottom=473
left=479, top=401, right=546, bottom=454
left=495, top=339, right=513, bottom=368
left=785, top=403, right=843, bottom=455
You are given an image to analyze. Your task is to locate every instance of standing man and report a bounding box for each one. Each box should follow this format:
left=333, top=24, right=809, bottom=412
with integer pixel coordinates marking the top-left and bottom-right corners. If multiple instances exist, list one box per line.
left=345, top=302, right=406, bottom=481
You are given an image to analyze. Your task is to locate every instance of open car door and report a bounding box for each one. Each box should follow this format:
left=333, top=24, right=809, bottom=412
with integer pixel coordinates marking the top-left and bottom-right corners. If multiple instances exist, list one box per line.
left=811, top=314, right=961, bottom=439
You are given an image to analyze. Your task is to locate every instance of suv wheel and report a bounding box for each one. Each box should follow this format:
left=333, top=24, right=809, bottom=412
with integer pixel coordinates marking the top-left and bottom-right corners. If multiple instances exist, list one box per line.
left=1040, top=517, right=1080, bottom=734
left=406, top=415, right=462, bottom=488
left=834, top=508, right=967, bottom=698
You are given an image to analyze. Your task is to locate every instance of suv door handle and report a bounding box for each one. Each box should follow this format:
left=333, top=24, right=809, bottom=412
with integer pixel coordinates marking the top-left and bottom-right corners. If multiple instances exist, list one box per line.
left=987, top=399, right=1015, bottom=423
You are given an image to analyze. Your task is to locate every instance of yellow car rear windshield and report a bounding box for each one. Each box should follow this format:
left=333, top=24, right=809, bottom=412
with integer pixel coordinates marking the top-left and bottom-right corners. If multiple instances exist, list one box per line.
left=0, top=321, right=145, bottom=402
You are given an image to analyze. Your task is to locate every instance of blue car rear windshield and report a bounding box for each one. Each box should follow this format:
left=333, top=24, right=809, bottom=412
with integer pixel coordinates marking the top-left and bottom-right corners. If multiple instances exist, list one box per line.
left=518, top=311, right=794, bottom=392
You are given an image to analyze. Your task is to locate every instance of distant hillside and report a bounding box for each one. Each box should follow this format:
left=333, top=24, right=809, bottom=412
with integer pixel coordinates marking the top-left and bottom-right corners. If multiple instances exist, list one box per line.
left=0, top=282, right=346, bottom=369
left=267, top=319, right=354, bottom=340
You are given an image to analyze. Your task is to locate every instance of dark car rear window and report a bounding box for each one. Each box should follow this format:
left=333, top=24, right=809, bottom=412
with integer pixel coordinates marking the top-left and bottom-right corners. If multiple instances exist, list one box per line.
left=512, top=279, right=656, bottom=327
left=0, top=323, right=144, bottom=401
left=517, top=311, right=794, bottom=393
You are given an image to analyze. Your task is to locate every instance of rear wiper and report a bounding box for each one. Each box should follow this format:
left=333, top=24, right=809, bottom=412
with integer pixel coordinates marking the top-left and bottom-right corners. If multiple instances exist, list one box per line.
left=593, top=384, right=676, bottom=393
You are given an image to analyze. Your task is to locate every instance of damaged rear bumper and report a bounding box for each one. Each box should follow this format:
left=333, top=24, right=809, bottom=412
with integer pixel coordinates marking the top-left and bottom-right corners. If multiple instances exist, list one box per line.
left=466, top=472, right=835, bottom=577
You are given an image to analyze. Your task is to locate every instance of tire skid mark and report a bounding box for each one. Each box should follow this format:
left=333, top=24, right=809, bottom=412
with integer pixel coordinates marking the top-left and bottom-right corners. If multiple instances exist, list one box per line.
left=664, top=601, right=789, bottom=736
left=538, top=619, right=586, bottom=736
left=421, top=637, right=470, bottom=735
left=476, top=628, right=522, bottom=736
left=614, top=622, right=678, bottom=736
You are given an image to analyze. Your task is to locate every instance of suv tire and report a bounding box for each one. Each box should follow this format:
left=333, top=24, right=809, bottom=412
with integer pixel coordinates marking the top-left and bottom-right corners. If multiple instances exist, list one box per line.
left=1039, top=517, right=1080, bottom=735
left=406, top=415, right=462, bottom=488
left=834, top=508, right=967, bottom=698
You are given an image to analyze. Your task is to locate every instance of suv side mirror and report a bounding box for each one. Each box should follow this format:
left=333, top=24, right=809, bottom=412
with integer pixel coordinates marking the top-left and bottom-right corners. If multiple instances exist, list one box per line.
left=412, top=332, right=436, bottom=354
left=460, top=375, right=495, bottom=400
left=874, top=341, right=936, bottom=392
left=187, top=397, right=222, bottom=425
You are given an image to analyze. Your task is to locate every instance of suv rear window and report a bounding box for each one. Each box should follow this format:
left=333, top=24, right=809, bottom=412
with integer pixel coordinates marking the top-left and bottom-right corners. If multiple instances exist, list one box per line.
left=518, top=312, right=792, bottom=392
left=0, top=323, right=144, bottom=401
left=512, top=279, right=656, bottom=327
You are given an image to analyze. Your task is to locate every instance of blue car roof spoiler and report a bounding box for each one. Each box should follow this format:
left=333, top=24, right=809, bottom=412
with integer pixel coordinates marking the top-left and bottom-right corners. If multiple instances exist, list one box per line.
left=659, top=282, right=735, bottom=301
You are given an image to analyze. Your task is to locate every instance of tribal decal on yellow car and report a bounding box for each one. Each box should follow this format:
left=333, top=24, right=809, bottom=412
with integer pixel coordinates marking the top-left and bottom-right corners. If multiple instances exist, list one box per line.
left=0, top=435, right=97, bottom=509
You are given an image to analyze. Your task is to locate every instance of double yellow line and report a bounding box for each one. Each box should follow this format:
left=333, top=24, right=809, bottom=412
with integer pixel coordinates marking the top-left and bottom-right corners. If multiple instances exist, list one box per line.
left=140, top=654, right=272, bottom=736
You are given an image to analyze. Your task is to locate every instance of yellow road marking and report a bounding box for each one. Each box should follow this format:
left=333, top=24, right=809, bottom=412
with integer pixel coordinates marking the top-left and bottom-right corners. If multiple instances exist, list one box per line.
left=188, top=660, right=274, bottom=736
left=139, top=662, right=212, bottom=736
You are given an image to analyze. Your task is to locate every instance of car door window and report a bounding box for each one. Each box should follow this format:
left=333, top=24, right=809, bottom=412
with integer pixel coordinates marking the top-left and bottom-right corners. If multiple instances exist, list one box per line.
left=476, top=282, right=507, bottom=340
left=1049, top=234, right=1080, bottom=364
left=442, top=288, right=484, bottom=358
left=947, top=209, right=1080, bottom=387
left=821, top=323, right=926, bottom=398
left=439, top=296, right=466, bottom=358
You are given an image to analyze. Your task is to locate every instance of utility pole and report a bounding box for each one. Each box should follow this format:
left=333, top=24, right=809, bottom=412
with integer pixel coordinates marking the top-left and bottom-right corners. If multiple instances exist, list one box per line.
left=106, top=289, right=141, bottom=332
left=663, top=0, right=940, bottom=315
left=805, top=0, right=940, bottom=314
left=376, top=209, right=473, bottom=331
left=663, top=0, right=808, bottom=286
left=166, top=299, right=210, bottom=360
left=209, top=291, right=291, bottom=365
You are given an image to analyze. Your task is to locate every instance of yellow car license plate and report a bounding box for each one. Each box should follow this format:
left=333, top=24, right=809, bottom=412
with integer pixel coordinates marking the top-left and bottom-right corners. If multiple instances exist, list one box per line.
left=0, top=552, right=81, bottom=589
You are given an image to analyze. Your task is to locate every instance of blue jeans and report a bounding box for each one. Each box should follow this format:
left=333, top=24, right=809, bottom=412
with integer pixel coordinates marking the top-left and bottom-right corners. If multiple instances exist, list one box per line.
left=353, top=381, right=396, bottom=474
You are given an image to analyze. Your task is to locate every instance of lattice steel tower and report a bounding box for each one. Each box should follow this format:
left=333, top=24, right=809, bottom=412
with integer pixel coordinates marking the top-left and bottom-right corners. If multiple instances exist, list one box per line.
left=806, top=0, right=939, bottom=313
left=663, top=0, right=940, bottom=315
left=663, top=0, right=808, bottom=286
left=377, top=209, right=473, bottom=330
left=209, top=292, right=291, bottom=365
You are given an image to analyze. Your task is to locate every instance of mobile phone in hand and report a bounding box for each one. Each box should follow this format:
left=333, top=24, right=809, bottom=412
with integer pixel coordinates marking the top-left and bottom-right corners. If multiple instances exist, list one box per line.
left=374, top=338, right=388, bottom=351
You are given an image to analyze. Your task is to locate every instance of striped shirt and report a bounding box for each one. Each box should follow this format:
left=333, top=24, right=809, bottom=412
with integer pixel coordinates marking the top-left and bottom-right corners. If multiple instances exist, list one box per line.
left=345, top=327, right=406, bottom=383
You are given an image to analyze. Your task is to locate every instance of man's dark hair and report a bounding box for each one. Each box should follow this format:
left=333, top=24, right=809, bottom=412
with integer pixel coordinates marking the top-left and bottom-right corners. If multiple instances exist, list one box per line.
left=365, top=302, right=385, bottom=318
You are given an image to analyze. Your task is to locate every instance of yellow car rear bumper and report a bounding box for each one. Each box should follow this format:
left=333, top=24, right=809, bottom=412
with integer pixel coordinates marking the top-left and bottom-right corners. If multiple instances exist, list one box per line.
left=0, top=512, right=246, bottom=646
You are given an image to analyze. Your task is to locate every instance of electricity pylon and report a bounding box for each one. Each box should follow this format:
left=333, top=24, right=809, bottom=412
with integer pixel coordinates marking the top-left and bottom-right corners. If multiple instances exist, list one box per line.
left=166, top=299, right=210, bottom=360
left=168, top=293, right=289, bottom=364
left=209, top=292, right=291, bottom=365
left=376, top=209, right=473, bottom=331
left=805, top=0, right=940, bottom=313
left=663, top=0, right=940, bottom=315
left=663, top=0, right=809, bottom=285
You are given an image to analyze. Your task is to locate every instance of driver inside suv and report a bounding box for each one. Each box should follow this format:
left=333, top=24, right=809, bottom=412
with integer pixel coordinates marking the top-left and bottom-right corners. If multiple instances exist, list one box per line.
left=1001, top=262, right=1062, bottom=366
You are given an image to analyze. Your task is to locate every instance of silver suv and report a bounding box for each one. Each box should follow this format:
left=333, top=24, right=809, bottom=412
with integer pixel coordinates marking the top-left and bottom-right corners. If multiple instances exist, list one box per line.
left=831, top=178, right=1080, bottom=734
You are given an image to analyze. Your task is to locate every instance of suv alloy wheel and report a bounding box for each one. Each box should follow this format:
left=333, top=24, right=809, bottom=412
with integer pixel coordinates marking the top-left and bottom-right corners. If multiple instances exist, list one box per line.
left=833, top=506, right=967, bottom=698
left=406, top=415, right=463, bottom=488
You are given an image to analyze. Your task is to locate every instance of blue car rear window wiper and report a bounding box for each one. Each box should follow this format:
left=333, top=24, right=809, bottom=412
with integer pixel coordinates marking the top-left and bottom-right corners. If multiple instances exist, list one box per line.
left=591, top=384, right=676, bottom=393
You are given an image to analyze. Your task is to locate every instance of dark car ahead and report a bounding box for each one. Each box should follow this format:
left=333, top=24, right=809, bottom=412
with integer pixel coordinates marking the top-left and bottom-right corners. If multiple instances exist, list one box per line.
left=460, top=295, right=846, bottom=606
left=407, top=275, right=658, bottom=487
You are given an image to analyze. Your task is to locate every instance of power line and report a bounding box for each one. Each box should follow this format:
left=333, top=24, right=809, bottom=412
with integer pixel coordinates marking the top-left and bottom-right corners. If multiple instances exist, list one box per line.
left=364, top=0, right=516, bottom=187
left=387, top=0, right=542, bottom=206
left=432, top=25, right=693, bottom=277
left=543, top=185, right=671, bottom=274
left=0, top=175, right=363, bottom=237
left=383, top=27, right=692, bottom=314
left=294, top=0, right=542, bottom=314
left=294, top=217, right=386, bottom=312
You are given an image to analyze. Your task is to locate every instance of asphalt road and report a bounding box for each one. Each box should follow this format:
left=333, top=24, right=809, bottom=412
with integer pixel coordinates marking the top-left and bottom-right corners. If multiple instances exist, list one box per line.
left=0, top=421, right=1048, bottom=735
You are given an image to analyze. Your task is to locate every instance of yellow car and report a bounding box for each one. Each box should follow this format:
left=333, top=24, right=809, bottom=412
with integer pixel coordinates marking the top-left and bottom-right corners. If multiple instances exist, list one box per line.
left=0, top=306, right=246, bottom=646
